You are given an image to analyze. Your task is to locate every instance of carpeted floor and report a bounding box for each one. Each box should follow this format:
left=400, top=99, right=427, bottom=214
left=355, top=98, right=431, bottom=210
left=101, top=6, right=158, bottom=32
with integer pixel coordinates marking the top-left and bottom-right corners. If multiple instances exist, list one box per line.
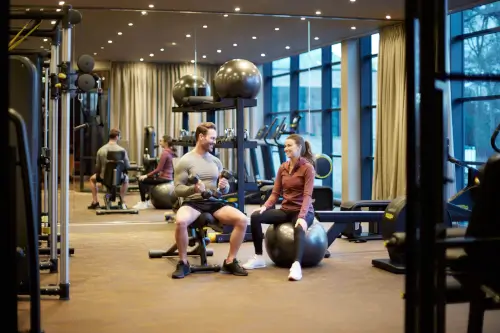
left=18, top=190, right=500, bottom=333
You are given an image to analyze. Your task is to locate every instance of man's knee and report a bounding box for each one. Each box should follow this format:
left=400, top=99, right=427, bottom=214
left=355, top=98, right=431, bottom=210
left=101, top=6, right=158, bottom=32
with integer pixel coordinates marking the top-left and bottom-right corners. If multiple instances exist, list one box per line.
left=90, top=174, right=97, bottom=183
left=175, top=218, right=192, bottom=229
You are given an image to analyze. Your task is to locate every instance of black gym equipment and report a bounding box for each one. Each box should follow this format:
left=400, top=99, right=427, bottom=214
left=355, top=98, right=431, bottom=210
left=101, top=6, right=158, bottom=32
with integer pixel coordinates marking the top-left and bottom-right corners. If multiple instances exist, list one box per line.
left=214, top=59, right=262, bottom=99
left=150, top=182, right=177, bottom=209
left=172, top=74, right=211, bottom=107
left=253, top=117, right=279, bottom=181
left=492, top=123, right=500, bottom=154
left=265, top=222, right=328, bottom=268
left=149, top=213, right=222, bottom=274
left=142, top=125, right=159, bottom=174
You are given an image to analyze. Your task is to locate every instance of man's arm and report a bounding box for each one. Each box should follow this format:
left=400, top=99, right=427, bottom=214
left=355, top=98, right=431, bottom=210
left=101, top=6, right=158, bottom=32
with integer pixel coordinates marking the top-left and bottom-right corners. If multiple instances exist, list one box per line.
left=214, top=157, right=230, bottom=195
left=174, top=158, right=196, bottom=198
left=123, top=149, right=131, bottom=169
left=95, top=148, right=103, bottom=174
left=147, top=150, right=167, bottom=177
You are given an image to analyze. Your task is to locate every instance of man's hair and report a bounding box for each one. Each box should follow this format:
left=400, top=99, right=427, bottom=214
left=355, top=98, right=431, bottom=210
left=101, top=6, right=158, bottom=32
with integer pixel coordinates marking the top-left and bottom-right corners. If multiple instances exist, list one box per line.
left=109, top=128, right=121, bottom=140
left=195, top=122, right=216, bottom=142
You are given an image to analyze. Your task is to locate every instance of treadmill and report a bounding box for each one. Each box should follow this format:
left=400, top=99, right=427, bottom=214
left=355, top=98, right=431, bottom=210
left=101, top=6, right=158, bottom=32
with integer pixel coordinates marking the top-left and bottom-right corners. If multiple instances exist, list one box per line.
left=253, top=117, right=279, bottom=181
left=268, top=117, right=288, bottom=165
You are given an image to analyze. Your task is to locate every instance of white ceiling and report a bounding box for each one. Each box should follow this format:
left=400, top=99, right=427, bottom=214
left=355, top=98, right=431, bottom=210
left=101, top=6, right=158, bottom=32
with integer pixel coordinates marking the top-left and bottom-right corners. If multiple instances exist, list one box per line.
left=9, top=0, right=492, bottom=65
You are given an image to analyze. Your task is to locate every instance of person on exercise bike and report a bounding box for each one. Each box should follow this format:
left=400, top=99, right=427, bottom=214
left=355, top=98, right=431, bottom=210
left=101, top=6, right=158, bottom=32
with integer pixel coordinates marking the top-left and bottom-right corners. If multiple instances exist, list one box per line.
left=88, top=128, right=131, bottom=209
left=242, top=134, right=316, bottom=281
left=133, top=135, right=177, bottom=210
left=171, top=122, right=249, bottom=279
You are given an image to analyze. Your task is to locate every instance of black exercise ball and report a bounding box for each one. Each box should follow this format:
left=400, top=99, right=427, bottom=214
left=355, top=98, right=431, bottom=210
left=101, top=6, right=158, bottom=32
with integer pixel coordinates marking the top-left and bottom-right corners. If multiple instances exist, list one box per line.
left=172, top=74, right=211, bottom=107
left=264, top=222, right=328, bottom=268
left=214, top=59, right=262, bottom=99
left=150, top=183, right=177, bottom=209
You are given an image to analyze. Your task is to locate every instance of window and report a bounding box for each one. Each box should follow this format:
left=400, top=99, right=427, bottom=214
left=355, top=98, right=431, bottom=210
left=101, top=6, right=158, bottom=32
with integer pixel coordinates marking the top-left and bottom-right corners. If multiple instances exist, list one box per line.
left=272, top=57, right=291, bottom=76
left=272, top=75, right=291, bottom=112
left=372, top=56, right=378, bottom=105
left=299, top=48, right=322, bottom=70
left=463, top=2, right=500, bottom=34
left=332, top=63, right=341, bottom=108
left=332, top=112, right=341, bottom=198
left=463, top=100, right=500, bottom=162
left=298, top=111, right=323, bottom=186
left=299, top=69, right=322, bottom=110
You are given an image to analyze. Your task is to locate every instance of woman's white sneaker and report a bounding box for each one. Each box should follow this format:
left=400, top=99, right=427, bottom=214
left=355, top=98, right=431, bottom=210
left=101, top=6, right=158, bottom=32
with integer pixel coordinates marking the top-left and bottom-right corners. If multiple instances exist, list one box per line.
left=242, top=255, right=267, bottom=269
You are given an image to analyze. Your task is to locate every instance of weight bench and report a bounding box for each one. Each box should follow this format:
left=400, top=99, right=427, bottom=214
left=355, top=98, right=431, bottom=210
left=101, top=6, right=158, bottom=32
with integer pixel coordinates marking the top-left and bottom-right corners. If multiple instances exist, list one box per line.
left=96, top=150, right=138, bottom=215
left=149, top=212, right=221, bottom=273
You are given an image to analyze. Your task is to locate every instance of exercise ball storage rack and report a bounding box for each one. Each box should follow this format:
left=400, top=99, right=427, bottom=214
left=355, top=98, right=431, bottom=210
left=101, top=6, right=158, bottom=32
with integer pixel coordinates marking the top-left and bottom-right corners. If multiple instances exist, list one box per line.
left=172, top=97, right=259, bottom=243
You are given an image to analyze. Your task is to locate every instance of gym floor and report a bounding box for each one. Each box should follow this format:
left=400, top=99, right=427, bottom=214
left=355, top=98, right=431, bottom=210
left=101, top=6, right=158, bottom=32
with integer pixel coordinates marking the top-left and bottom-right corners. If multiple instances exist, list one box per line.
left=18, top=190, right=500, bottom=333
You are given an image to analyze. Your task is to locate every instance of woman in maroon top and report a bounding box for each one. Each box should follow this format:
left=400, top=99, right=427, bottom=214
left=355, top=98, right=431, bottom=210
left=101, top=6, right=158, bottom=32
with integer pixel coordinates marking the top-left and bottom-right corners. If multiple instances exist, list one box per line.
left=133, top=135, right=177, bottom=210
left=242, top=134, right=316, bottom=281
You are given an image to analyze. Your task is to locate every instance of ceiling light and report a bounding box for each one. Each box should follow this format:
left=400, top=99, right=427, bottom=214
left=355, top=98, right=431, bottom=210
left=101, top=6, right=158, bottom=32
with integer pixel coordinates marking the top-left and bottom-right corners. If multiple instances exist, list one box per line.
left=186, top=34, right=191, bottom=38
left=108, top=40, right=113, bottom=43
left=51, top=20, right=56, bottom=24
left=149, top=4, right=154, bottom=8
left=275, top=27, right=280, bottom=31
left=150, top=53, right=154, bottom=57
left=386, top=15, right=391, bottom=19
left=43, top=38, right=48, bottom=42
left=233, top=43, right=237, bottom=46
left=39, top=8, right=44, bottom=11
left=315, top=10, right=321, bottom=15
left=351, top=26, right=356, bottom=30
left=59, top=1, right=65, bottom=5
left=128, top=23, right=133, bottom=26
left=101, top=46, right=104, bottom=49
left=314, top=37, right=319, bottom=40
left=191, top=60, right=195, bottom=63
left=141, top=11, right=147, bottom=15
left=252, top=36, right=257, bottom=39
left=261, top=53, right=266, bottom=57
left=217, top=49, right=222, bottom=53
left=94, top=52, right=97, bottom=55
left=140, top=58, right=144, bottom=61
left=40, top=46, right=44, bottom=48
left=350, top=0, right=356, bottom=2
left=56, top=8, right=61, bottom=12
left=234, top=7, right=240, bottom=11
left=223, top=14, right=228, bottom=17
left=118, top=32, right=122, bottom=35
left=285, top=46, right=290, bottom=49
left=172, top=42, right=176, bottom=45
left=202, top=55, right=207, bottom=58
left=203, top=25, right=208, bottom=28
left=301, top=17, right=306, bottom=20
left=160, top=48, right=164, bottom=51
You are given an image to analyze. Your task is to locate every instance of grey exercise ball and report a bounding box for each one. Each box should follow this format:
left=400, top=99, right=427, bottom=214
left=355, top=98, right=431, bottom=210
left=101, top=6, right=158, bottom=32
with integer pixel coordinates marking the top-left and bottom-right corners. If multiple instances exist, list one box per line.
left=264, top=222, right=328, bottom=268
left=214, top=59, right=262, bottom=99
left=150, top=183, right=177, bottom=209
left=172, top=74, right=211, bottom=107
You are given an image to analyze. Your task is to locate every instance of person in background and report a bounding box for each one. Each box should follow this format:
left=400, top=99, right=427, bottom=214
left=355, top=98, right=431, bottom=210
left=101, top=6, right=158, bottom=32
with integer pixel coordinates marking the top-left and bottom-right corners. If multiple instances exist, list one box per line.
left=133, top=135, right=177, bottom=210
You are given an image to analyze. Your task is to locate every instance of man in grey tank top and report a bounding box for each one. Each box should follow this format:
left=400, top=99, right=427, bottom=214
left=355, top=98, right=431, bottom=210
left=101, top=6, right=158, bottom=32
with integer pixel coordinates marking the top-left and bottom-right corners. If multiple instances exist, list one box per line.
left=171, top=122, right=249, bottom=279
left=88, top=128, right=131, bottom=209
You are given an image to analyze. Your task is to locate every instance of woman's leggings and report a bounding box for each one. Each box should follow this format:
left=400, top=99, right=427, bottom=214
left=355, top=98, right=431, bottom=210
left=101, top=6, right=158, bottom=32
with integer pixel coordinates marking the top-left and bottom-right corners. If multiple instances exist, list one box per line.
left=138, top=177, right=171, bottom=201
left=250, top=208, right=315, bottom=263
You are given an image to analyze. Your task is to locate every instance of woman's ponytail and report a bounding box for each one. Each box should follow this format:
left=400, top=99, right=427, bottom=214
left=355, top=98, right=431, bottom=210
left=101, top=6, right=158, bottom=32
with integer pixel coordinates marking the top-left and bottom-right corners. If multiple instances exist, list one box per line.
left=302, top=140, right=316, bottom=167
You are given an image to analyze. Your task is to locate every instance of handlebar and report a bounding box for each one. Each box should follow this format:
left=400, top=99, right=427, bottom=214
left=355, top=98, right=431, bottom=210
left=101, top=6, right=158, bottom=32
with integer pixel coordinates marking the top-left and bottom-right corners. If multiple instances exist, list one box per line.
left=491, top=123, right=500, bottom=153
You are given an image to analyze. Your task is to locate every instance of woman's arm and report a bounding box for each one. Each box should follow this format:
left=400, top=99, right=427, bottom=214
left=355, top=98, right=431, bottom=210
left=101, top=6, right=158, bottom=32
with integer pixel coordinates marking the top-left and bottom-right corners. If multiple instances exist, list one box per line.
left=264, top=165, right=283, bottom=209
left=298, top=164, right=315, bottom=219
left=147, top=150, right=168, bottom=177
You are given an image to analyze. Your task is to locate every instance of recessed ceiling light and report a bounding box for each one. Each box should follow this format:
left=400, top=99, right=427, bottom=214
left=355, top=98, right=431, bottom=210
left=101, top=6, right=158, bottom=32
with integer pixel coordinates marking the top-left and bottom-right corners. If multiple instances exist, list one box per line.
left=150, top=53, right=154, bottom=57
left=149, top=4, right=154, bottom=8
left=202, top=55, right=207, bottom=58
left=186, top=34, right=191, bottom=38
left=350, top=0, right=356, bottom=2
left=141, top=11, right=147, bottom=15
left=234, top=7, right=240, bottom=11
left=56, top=8, right=61, bottom=12
left=59, top=1, right=65, bottom=5
left=40, top=46, right=44, bottom=48
left=39, top=8, right=43, bottom=11
left=223, top=14, right=228, bottom=17
left=275, top=27, right=280, bottom=31
left=94, top=52, right=97, bottom=55
left=386, top=15, right=391, bottom=19
left=351, top=26, right=356, bottom=30
left=301, top=17, right=306, bottom=20
left=314, top=37, right=319, bottom=40
left=252, top=36, right=257, bottom=39
left=172, top=42, right=176, bottom=45
left=261, top=53, right=266, bottom=57
left=43, top=38, right=48, bottom=42
left=128, top=23, right=133, bottom=26
left=140, top=58, right=144, bottom=61
left=101, top=46, right=104, bottom=49
left=203, top=25, right=208, bottom=28
left=233, top=43, right=237, bottom=47
left=285, top=46, right=290, bottom=49
left=217, top=49, right=222, bottom=53
left=108, top=40, right=113, bottom=43
left=160, top=48, right=164, bottom=51
left=315, top=10, right=321, bottom=15
left=191, top=60, right=195, bottom=63
left=118, top=32, right=122, bottom=35
left=51, top=20, right=56, bottom=24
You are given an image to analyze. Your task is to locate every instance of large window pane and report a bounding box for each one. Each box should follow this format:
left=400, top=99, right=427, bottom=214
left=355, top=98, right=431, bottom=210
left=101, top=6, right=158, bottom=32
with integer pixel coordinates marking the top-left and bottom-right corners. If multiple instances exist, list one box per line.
left=372, top=108, right=377, bottom=155
left=299, top=48, right=322, bottom=70
left=299, top=69, right=322, bottom=110
left=463, top=100, right=500, bottom=163
left=272, top=75, right=290, bottom=112
left=272, top=57, right=290, bottom=76
left=371, top=33, right=380, bottom=55
left=332, top=111, right=341, bottom=155
left=297, top=111, right=323, bottom=185
left=332, top=157, right=342, bottom=200
left=332, top=63, right=341, bottom=108
left=332, top=43, right=342, bottom=63
left=463, top=1, right=500, bottom=34
left=463, top=32, right=500, bottom=97
left=372, top=56, right=378, bottom=106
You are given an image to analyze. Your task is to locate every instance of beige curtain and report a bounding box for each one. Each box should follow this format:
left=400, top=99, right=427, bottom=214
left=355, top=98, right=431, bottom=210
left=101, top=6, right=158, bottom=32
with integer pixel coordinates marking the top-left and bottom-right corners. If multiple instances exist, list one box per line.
left=372, top=24, right=407, bottom=200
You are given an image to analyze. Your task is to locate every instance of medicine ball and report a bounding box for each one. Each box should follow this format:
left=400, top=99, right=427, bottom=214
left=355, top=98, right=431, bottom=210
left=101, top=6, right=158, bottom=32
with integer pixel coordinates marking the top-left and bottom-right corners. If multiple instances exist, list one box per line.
left=315, top=153, right=333, bottom=179
left=150, top=183, right=177, bottom=209
left=265, top=222, right=328, bottom=268
left=172, top=74, right=211, bottom=107
left=214, top=59, right=262, bottom=99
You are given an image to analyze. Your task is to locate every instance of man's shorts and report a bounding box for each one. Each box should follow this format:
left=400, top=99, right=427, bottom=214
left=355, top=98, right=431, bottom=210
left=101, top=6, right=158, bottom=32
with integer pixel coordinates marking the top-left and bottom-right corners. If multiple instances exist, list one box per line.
left=181, top=200, right=228, bottom=216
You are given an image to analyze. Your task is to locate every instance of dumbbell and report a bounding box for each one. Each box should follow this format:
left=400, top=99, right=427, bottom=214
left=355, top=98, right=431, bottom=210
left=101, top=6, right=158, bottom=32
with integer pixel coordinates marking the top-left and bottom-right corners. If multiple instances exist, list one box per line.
left=187, top=174, right=213, bottom=199
left=213, top=169, right=234, bottom=198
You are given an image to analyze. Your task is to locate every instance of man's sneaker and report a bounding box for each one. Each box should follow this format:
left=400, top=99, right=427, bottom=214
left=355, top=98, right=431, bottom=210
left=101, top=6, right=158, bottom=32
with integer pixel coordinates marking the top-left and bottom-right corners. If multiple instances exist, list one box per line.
left=221, top=259, right=248, bottom=276
left=242, top=255, right=267, bottom=270
left=171, top=261, right=191, bottom=279
left=87, top=202, right=100, bottom=209
left=288, top=261, right=302, bottom=281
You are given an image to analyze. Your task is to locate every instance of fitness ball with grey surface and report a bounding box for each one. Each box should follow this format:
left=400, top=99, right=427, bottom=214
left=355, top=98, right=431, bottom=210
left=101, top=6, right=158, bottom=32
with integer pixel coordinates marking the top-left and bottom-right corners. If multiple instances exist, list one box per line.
left=214, top=59, right=262, bottom=99
left=172, top=74, right=211, bottom=107
left=150, top=183, right=177, bottom=209
left=265, top=222, right=328, bottom=268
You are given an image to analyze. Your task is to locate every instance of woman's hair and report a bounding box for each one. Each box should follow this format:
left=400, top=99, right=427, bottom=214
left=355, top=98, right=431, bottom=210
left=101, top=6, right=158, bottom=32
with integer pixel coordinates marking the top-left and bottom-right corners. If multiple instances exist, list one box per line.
left=287, top=134, right=315, bottom=167
left=163, top=134, right=177, bottom=156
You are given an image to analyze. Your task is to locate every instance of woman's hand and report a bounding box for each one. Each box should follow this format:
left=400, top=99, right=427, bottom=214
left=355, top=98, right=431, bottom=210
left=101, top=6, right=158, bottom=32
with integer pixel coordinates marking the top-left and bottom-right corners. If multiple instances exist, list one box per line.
left=295, top=218, right=308, bottom=231
left=139, top=175, right=147, bottom=181
left=253, top=206, right=267, bottom=215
